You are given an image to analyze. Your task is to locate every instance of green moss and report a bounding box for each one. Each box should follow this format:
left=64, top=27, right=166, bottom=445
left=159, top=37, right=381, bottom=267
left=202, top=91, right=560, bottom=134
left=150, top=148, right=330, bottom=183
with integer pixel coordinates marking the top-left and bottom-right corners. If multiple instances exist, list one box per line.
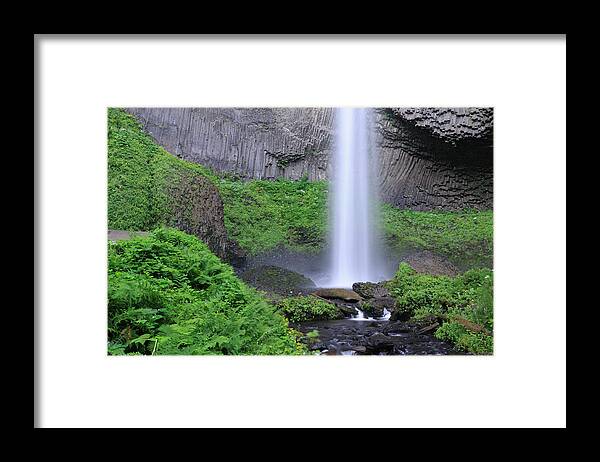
left=380, top=205, right=493, bottom=270
left=108, top=227, right=306, bottom=355
left=217, top=177, right=328, bottom=255
left=107, top=108, right=217, bottom=231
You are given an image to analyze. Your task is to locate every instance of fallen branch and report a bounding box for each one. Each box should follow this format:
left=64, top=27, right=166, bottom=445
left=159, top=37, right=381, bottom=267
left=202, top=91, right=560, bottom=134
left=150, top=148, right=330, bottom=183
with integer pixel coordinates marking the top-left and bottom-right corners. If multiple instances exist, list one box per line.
left=438, top=314, right=492, bottom=336
left=416, top=322, right=439, bottom=335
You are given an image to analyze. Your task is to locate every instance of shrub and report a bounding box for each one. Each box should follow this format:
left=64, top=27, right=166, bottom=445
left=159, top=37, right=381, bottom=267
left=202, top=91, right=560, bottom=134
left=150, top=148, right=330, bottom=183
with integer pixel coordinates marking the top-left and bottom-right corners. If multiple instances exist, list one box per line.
left=435, top=323, right=493, bottom=355
left=276, top=296, right=342, bottom=323
left=387, top=262, right=493, bottom=354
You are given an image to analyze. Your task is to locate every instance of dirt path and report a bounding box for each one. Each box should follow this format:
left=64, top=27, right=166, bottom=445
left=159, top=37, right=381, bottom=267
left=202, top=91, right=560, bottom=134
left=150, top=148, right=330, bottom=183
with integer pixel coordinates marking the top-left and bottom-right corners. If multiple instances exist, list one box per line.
left=108, top=230, right=150, bottom=241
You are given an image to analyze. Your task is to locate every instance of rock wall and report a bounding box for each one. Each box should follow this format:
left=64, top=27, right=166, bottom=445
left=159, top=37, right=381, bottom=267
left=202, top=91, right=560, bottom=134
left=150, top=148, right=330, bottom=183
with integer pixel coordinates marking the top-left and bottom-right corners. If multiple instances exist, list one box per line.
left=125, top=107, right=493, bottom=211
left=376, top=108, right=493, bottom=210
left=126, top=107, right=333, bottom=181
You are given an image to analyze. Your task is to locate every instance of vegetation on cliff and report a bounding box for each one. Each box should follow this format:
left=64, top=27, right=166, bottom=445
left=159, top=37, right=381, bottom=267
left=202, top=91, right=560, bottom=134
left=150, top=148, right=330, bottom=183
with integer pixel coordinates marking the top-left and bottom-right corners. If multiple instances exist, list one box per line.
left=108, top=108, right=216, bottom=230
left=381, top=206, right=493, bottom=270
left=108, top=228, right=305, bottom=355
left=218, top=177, right=328, bottom=255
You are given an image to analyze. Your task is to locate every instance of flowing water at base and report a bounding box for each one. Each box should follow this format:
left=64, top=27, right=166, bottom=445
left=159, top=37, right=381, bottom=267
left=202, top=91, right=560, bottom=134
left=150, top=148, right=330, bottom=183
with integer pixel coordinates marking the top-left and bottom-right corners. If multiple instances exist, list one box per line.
left=350, top=308, right=391, bottom=321
left=293, top=318, right=466, bottom=356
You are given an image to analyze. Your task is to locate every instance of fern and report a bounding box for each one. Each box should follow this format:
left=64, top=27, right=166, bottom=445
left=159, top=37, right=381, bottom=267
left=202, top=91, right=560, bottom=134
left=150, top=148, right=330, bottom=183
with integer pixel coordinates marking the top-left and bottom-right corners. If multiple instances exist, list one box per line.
left=108, top=228, right=305, bottom=355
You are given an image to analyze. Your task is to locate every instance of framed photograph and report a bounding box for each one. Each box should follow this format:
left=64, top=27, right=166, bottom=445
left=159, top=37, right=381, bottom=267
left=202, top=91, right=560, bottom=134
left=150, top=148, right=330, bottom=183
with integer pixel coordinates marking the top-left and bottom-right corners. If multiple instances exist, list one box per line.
left=35, top=34, right=566, bottom=428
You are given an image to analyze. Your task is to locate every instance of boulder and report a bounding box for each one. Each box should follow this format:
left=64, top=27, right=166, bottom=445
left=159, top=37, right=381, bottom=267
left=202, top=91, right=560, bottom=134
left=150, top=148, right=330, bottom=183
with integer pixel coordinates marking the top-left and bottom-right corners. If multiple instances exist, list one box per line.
left=382, top=322, right=411, bottom=335
left=366, top=333, right=397, bottom=354
left=241, top=265, right=316, bottom=296
left=337, top=304, right=359, bottom=317
left=352, top=282, right=390, bottom=299
left=358, top=296, right=397, bottom=318
left=372, top=296, right=397, bottom=311
left=358, top=300, right=384, bottom=318
left=352, top=282, right=377, bottom=298
left=312, top=288, right=362, bottom=302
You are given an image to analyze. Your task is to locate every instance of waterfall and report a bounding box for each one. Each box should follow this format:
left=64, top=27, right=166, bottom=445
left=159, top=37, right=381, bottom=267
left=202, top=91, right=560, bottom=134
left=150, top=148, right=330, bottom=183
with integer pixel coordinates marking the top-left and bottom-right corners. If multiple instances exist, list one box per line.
left=328, top=107, right=380, bottom=288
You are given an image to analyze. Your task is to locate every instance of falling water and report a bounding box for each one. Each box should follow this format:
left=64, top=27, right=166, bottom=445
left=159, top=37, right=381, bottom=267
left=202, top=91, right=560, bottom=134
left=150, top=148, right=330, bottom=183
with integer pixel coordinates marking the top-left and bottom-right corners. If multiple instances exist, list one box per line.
left=328, top=107, right=380, bottom=288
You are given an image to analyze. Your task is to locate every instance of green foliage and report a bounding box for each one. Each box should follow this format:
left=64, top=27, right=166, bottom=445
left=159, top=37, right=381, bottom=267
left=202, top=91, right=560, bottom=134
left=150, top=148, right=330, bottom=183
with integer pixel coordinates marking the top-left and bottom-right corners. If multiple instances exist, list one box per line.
left=108, top=227, right=306, bottom=355
left=217, top=177, right=328, bottom=255
left=380, top=205, right=493, bottom=270
left=387, top=263, right=493, bottom=354
left=107, top=108, right=216, bottom=231
left=306, top=329, right=320, bottom=340
left=276, top=296, right=342, bottom=323
left=435, top=323, right=493, bottom=355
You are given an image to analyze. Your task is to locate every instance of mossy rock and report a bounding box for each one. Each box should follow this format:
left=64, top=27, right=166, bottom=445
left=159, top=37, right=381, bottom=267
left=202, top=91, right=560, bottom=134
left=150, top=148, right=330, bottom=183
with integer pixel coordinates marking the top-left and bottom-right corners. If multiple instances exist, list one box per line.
left=352, top=282, right=391, bottom=299
left=241, top=265, right=316, bottom=296
left=359, top=297, right=397, bottom=318
left=312, top=288, right=362, bottom=302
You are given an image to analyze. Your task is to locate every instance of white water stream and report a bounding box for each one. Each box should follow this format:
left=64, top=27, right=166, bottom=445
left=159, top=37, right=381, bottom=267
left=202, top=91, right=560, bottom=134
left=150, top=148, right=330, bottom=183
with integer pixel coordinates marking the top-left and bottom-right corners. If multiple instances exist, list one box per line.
left=325, top=108, right=392, bottom=320
left=329, top=107, right=381, bottom=288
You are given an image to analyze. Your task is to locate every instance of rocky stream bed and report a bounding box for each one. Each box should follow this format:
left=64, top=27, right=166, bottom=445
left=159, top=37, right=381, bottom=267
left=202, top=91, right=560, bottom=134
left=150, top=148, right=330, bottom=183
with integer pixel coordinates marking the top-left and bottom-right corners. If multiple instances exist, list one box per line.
left=293, top=318, right=464, bottom=355
left=238, top=263, right=468, bottom=355
left=291, top=291, right=466, bottom=356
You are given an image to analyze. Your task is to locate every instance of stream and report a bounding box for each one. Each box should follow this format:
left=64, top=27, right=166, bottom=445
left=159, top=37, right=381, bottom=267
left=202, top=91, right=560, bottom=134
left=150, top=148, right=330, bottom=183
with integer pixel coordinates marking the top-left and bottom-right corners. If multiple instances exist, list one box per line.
left=293, top=306, right=465, bottom=356
left=293, top=318, right=464, bottom=355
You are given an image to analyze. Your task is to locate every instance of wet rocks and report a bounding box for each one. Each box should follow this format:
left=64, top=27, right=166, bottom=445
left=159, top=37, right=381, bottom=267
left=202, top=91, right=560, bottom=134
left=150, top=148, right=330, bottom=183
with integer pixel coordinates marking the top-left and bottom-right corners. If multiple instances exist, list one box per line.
left=352, top=282, right=390, bottom=299
left=337, top=304, right=359, bottom=317
left=366, top=332, right=396, bottom=354
left=382, top=321, right=412, bottom=335
left=358, top=300, right=385, bottom=318
left=293, top=318, right=463, bottom=356
left=365, top=296, right=397, bottom=316
left=352, top=282, right=378, bottom=298
left=349, top=281, right=398, bottom=320
left=389, top=309, right=412, bottom=322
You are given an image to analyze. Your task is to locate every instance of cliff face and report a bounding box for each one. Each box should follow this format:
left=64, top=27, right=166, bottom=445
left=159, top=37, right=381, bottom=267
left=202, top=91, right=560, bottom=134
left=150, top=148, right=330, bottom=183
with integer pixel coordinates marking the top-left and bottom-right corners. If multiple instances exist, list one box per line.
left=126, top=107, right=333, bottom=181
left=107, top=108, right=245, bottom=265
left=125, top=107, right=493, bottom=211
left=376, top=108, right=493, bottom=210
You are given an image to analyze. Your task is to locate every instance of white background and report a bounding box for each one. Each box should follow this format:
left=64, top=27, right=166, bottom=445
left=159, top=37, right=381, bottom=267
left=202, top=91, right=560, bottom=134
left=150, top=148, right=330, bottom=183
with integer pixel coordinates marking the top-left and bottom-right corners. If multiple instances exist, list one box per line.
left=36, top=35, right=566, bottom=428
